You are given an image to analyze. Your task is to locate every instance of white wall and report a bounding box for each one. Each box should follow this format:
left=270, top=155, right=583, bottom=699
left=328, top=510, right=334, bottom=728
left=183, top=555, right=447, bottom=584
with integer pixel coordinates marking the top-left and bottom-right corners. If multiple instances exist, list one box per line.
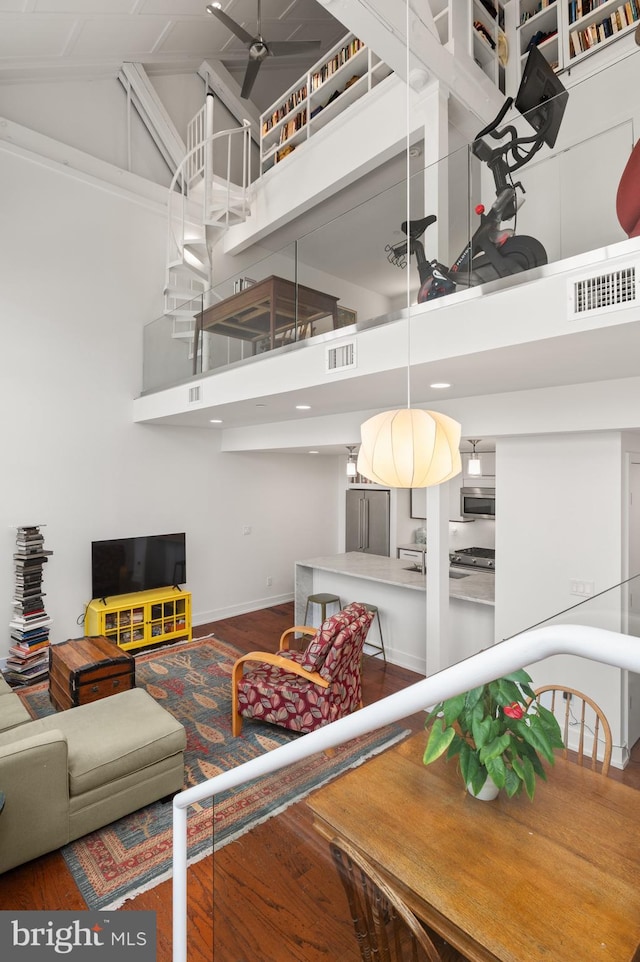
left=0, top=77, right=171, bottom=185
left=494, top=432, right=627, bottom=760
left=0, top=146, right=339, bottom=660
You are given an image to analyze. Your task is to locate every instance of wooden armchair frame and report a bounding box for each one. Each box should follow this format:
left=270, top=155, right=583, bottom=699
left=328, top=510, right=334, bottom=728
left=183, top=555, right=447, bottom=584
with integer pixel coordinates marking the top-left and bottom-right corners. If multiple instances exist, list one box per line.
left=231, top=624, right=329, bottom=737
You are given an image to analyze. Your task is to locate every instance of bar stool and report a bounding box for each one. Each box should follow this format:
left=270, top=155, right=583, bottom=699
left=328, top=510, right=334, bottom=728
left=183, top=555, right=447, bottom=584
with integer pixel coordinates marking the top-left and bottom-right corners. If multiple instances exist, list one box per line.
left=304, top=592, right=342, bottom=626
left=360, top=603, right=387, bottom=663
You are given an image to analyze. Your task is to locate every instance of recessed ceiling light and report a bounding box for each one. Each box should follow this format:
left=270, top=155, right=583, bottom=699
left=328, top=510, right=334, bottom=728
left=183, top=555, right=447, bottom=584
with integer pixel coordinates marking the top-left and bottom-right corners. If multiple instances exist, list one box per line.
left=309, top=450, right=319, bottom=455
left=296, top=404, right=311, bottom=410
left=430, top=382, right=451, bottom=389
left=209, top=418, right=223, bottom=424
left=255, top=403, right=266, bottom=407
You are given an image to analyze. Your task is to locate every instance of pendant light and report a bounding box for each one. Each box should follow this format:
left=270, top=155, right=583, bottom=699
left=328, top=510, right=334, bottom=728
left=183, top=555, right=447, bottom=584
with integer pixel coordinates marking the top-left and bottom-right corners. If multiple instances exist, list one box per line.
left=356, top=2, right=462, bottom=489
left=346, top=445, right=358, bottom=478
left=467, top=439, right=482, bottom=477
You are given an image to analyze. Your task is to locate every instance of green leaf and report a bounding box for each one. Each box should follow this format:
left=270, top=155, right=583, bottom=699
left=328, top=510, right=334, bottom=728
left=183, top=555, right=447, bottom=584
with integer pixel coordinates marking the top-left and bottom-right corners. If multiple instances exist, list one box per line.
left=502, top=669, right=533, bottom=685
left=442, top=693, right=466, bottom=727
left=479, top=732, right=511, bottom=763
left=535, top=704, right=564, bottom=748
left=464, top=686, right=485, bottom=713
left=485, top=754, right=507, bottom=789
left=492, top=678, right=523, bottom=707
left=520, top=754, right=537, bottom=800
left=504, top=766, right=521, bottom=798
left=459, top=742, right=477, bottom=785
left=471, top=714, right=493, bottom=749
left=423, top=721, right=456, bottom=765
left=513, top=718, right=555, bottom=764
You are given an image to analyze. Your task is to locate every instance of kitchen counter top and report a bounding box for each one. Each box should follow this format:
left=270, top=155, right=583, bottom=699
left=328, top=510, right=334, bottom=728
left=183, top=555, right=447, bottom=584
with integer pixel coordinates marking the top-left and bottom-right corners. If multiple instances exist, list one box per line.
left=297, top=552, right=495, bottom=607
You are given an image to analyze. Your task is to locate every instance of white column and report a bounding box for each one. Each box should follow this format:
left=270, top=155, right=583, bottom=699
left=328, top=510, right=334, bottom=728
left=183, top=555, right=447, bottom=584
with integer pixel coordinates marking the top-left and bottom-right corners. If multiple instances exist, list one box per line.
left=425, top=481, right=450, bottom=676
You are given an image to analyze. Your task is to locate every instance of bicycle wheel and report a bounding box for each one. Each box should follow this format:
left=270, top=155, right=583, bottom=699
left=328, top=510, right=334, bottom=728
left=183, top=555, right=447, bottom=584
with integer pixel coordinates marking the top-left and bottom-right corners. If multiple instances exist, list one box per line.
left=498, top=235, right=548, bottom=271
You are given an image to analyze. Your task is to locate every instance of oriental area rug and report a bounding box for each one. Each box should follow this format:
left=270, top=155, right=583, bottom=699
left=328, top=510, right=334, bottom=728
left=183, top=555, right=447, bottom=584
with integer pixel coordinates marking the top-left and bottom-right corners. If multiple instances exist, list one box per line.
left=19, top=636, right=408, bottom=911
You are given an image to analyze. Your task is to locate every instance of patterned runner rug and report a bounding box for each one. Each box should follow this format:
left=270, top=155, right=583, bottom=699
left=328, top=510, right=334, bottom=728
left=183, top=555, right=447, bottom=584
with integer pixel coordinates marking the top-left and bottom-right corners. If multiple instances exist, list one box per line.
left=19, top=636, right=408, bottom=910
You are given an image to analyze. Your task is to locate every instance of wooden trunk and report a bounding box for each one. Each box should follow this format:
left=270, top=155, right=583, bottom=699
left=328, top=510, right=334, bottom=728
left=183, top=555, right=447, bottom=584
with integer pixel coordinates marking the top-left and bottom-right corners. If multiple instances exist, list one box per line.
left=48, top=635, right=135, bottom=711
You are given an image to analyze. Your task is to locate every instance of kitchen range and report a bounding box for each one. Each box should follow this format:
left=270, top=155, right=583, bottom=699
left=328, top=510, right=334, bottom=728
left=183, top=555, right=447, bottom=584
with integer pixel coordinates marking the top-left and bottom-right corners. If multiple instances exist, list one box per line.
left=449, top=546, right=495, bottom=571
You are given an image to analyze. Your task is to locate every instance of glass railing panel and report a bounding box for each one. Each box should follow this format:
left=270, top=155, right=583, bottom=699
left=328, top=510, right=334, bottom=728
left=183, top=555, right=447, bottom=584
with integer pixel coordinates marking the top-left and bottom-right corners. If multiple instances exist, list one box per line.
left=142, top=292, right=203, bottom=393
left=143, top=42, right=639, bottom=395
left=506, top=571, right=640, bottom=640
left=294, top=142, right=473, bottom=325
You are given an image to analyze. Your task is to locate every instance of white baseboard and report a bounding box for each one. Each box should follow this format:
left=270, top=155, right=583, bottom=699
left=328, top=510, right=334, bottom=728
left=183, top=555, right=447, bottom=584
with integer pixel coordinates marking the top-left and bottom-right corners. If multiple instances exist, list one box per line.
left=193, top=593, right=293, bottom=627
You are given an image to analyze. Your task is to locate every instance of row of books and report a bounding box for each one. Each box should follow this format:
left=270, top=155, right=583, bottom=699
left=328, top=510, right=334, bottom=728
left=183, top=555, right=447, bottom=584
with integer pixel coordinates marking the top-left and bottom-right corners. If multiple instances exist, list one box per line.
left=520, top=1, right=557, bottom=27
left=262, top=85, right=308, bottom=136
left=569, top=0, right=639, bottom=25
left=262, top=37, right=366, bottom=138
left=310, top=38, right=365, bottom=92
left=569, top=1, right=639, bottom=53
left=278, top=110, right=307, bottom=146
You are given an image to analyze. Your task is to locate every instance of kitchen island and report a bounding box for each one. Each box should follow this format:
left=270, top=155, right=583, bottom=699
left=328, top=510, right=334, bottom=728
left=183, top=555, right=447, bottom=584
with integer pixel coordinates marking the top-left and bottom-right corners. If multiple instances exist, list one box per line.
left=295, top=552, right=495, bottom=675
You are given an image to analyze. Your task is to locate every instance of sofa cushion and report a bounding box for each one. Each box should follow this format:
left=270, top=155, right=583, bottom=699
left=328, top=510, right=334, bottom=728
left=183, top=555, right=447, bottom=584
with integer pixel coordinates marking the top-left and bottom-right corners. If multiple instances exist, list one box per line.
left=0, top=688, right=186, bottom=796
left=0, top=676, right=32, bottom=732
left=0, top=691, right=32, bottom=732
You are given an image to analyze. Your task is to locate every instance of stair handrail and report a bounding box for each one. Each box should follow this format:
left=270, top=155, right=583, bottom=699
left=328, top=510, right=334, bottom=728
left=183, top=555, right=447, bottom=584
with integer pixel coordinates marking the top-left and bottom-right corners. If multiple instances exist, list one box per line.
left=172, top=622, right=640, bottom=962
left=167, top=119, right=252, bottom=272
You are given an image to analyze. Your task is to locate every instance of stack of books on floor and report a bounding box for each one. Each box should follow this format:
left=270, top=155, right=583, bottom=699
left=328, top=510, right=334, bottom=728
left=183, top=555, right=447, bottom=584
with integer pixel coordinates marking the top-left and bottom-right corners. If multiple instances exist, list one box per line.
left=5, top=525, right=53, bottom=687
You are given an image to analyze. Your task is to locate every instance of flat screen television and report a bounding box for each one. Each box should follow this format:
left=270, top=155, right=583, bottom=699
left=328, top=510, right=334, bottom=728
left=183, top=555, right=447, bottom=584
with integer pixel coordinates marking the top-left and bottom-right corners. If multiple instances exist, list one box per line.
left=514, top=45, right=568, bottom=149
left=91, top=533, right=186, bottom=599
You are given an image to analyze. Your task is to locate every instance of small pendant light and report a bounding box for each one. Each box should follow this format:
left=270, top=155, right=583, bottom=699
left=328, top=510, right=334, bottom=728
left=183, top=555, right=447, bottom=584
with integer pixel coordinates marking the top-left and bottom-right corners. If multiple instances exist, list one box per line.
left=467, top=440, right=482, bottom=477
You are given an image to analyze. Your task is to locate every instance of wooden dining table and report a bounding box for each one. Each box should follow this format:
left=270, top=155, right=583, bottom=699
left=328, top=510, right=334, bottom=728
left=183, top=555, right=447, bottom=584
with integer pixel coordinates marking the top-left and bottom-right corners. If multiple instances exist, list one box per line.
left=307, top=730, right=640, bottom=962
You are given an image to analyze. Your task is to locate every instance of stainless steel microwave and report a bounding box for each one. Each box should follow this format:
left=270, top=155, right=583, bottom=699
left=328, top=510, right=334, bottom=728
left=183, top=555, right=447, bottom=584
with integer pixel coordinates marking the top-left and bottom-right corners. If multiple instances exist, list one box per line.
left=460, top=487, right=495, bottom=520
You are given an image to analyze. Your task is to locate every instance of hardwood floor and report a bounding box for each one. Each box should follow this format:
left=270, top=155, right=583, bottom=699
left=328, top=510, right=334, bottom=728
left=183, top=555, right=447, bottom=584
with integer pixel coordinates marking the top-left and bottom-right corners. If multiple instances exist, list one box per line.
left=0, top=603, right=425, bottom=962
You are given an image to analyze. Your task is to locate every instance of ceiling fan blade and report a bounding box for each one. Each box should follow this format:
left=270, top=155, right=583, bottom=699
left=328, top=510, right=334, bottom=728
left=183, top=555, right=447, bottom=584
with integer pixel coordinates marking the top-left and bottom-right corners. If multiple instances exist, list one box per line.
left=240, top=58, right=262, bottom=100
left=267, top=40, right=322, bottom=58
left=206, top=4, right=255, bottom=46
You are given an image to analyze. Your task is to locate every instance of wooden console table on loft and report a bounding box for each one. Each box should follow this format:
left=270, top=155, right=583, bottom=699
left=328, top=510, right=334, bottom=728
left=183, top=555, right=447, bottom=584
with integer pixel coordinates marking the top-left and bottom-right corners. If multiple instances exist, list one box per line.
left=193, top=275, right=339, bottom=369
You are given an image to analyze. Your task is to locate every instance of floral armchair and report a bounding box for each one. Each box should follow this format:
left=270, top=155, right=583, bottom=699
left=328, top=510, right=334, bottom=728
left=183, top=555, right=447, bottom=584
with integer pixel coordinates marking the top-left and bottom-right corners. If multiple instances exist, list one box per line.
left=231, top=602, right=374, bottom=736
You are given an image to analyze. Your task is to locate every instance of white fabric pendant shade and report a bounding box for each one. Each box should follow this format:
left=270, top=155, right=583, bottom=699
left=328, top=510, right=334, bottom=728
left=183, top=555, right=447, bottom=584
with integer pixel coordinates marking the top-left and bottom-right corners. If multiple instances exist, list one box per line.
left=357, top=408, right=462, bottom=488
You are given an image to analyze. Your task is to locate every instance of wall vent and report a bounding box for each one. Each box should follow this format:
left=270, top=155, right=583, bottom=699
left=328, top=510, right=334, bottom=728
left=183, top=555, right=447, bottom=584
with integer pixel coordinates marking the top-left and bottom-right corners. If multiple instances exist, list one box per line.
left=568, top=263, right=637, bottom=318
left=326, top=340, right=356, bottom=373
left=188, top=385, right=201, bottom=404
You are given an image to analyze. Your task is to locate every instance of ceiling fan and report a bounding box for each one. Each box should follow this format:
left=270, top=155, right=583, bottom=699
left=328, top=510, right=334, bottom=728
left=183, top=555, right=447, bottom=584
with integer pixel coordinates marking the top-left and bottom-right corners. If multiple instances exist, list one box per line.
left=206, top=0, right=322, bottom=100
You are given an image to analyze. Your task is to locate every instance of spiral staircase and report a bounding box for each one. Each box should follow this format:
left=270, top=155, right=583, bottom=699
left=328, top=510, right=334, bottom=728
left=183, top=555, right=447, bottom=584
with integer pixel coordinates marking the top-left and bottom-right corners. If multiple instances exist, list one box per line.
left=164, top=93, right=253, bottom=368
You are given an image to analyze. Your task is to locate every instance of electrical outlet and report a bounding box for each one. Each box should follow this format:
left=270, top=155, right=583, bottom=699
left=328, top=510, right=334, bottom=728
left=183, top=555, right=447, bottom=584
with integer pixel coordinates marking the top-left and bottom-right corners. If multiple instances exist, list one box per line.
left=266, top=576, right=273, bottom=587
left=570, top=580, right=595, bottom=597
left=563, top=691, right=572, bottom=701
left=243, top=525, right=251, bottom=536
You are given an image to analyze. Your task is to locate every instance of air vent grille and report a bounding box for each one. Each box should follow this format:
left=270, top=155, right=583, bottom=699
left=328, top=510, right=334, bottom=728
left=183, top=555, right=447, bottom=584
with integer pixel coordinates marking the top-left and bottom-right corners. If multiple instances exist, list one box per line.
left=188, top=385, right=201, bottom=404
left=569, top=264, right=637, bottom=317
left=326, top=341, right=356, bottom=373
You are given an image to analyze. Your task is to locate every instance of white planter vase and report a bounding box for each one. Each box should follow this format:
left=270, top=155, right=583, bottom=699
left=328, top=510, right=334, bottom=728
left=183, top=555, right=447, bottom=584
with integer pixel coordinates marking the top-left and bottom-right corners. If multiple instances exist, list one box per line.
left=467, top=775, right=499, bottom=801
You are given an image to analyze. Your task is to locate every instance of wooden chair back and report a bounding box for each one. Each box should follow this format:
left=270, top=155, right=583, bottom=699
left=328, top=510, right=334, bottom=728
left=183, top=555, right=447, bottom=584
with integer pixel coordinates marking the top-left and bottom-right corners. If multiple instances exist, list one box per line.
left=330, top=837, right=461, bottom=962
left=534, top=685, right=612, bottom=776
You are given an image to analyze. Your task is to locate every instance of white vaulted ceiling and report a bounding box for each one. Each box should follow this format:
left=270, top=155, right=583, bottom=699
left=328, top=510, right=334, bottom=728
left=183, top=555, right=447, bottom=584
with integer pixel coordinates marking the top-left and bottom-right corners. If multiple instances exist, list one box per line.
left=0, top=0, right=346, bottom=109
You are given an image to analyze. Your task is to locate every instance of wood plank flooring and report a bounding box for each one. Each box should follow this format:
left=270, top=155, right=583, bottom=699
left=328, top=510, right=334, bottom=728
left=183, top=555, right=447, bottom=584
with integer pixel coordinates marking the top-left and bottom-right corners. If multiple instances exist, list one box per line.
left=0, top=603, right=425, bottom=962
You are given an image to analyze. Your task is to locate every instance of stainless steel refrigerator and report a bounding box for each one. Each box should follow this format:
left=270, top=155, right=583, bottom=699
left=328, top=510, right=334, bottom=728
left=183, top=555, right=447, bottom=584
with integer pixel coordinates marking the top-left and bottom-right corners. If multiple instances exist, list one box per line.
left=345, top=489, right=390, bottom=556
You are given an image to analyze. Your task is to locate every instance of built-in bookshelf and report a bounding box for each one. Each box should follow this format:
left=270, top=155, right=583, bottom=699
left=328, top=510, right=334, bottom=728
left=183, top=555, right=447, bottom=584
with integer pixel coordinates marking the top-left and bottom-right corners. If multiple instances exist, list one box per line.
left=515, top=0, right=560, bottom=73
left=259, top=33, right=392, bottom=175
left=5, top=525, right=53, bottom=687
left=566, top=0, right=640, bottom=63
left=509, top=0, right=638, bottom=86
left=471, top=0, right=507, bottom=93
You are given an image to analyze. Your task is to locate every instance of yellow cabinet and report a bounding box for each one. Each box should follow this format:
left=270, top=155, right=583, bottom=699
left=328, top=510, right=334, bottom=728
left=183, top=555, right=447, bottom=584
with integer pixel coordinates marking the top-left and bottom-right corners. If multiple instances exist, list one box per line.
left=84, top=588, right=192, bottom=652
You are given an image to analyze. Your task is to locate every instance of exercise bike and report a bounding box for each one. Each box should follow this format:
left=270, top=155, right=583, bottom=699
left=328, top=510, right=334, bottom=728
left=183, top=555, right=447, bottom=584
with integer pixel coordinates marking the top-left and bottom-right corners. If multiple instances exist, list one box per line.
left=386, top=48, right=568, bottom=302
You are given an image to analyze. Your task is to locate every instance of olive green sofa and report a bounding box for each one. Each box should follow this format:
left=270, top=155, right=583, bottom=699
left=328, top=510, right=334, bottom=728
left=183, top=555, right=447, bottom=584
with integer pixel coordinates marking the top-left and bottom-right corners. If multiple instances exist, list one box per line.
left=0, top=673, right=186, bottom=874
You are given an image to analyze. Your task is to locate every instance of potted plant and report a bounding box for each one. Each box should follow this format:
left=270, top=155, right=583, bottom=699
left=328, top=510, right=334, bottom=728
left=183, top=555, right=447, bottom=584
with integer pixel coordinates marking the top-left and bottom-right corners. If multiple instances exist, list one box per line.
left=423, top=669, right=564, bottom=800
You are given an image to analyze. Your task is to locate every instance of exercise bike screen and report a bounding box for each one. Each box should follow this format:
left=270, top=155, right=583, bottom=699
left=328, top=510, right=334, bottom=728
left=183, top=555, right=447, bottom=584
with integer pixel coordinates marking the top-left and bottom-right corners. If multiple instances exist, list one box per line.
left=515, top=45, right=568, bottom=150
